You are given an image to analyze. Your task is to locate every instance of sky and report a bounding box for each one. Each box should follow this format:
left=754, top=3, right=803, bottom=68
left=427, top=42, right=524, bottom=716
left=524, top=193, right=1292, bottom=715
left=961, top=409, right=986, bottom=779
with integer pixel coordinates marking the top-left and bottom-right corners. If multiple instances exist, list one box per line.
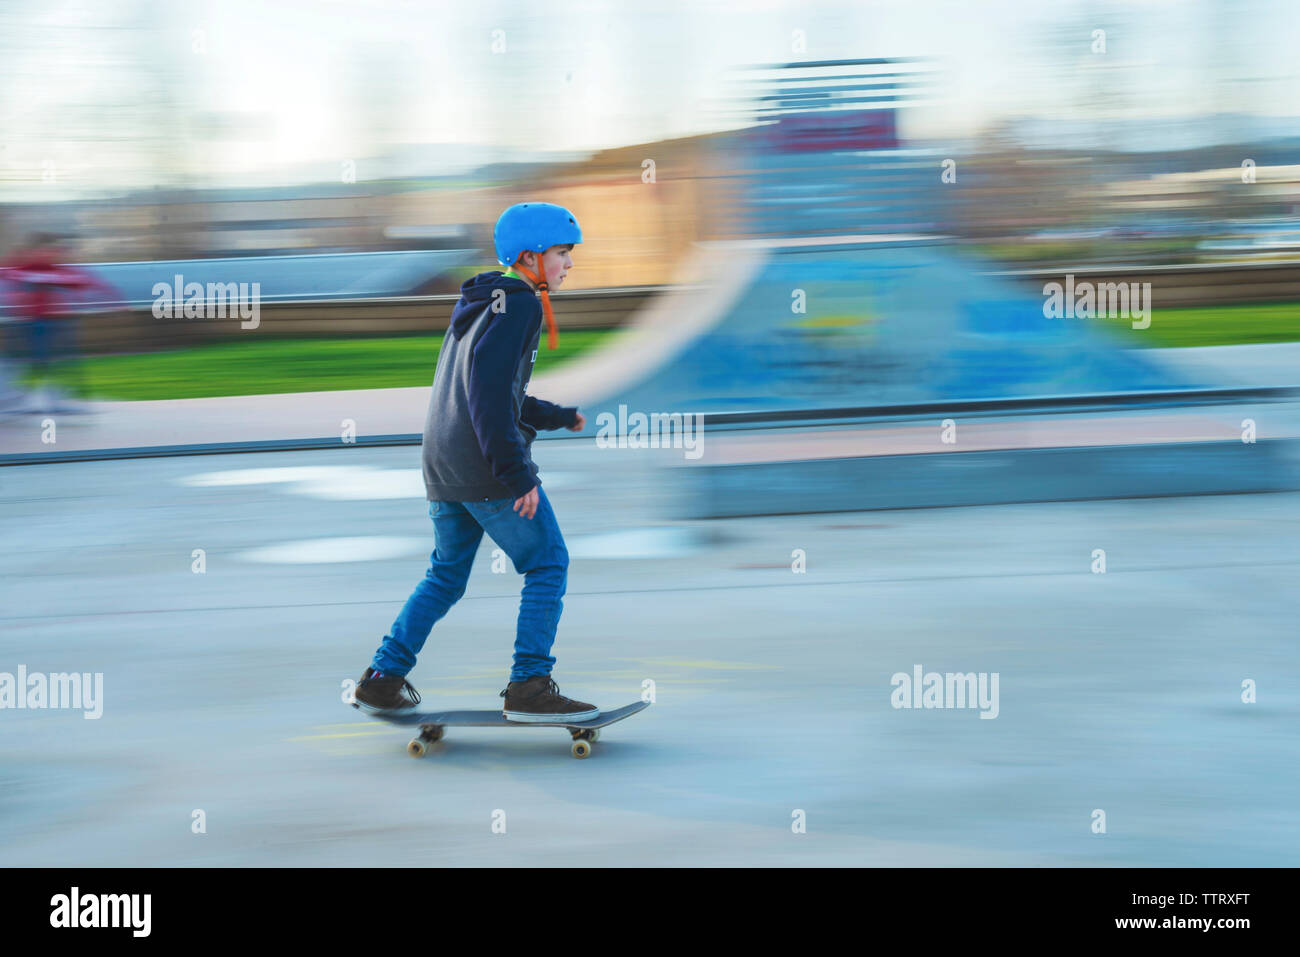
left=1, top=0, right=1297, bottom=198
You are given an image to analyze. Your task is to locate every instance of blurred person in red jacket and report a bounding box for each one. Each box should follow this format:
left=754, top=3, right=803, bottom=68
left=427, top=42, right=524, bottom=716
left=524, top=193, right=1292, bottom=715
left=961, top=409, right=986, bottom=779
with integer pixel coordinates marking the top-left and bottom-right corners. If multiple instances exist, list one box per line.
left=0, top=232, right=120, bottom=411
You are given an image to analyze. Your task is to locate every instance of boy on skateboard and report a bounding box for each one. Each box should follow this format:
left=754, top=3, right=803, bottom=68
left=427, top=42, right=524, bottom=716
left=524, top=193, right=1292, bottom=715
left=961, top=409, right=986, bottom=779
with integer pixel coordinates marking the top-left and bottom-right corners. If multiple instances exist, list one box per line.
left=354, top=203, right=598, bottom=722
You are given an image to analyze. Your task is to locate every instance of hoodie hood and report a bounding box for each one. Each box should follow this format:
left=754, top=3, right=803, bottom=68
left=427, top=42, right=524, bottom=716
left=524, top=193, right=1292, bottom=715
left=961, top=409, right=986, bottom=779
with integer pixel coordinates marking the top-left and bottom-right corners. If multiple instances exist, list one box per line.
left=449, top=270, right=536, bottom=340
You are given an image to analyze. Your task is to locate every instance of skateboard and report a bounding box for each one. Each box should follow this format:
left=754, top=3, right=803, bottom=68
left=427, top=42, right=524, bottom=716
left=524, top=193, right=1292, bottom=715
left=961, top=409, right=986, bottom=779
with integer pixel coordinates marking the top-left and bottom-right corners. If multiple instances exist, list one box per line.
left=363, top=700, right=650, bottom=759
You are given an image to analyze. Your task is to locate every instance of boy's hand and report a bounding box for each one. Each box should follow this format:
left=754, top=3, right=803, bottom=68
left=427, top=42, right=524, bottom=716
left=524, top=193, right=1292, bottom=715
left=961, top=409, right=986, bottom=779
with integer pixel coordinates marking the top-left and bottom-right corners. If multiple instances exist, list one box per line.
left=513, top=485, right=539, bottom=520
left=567, top=411, right=586, bottom=432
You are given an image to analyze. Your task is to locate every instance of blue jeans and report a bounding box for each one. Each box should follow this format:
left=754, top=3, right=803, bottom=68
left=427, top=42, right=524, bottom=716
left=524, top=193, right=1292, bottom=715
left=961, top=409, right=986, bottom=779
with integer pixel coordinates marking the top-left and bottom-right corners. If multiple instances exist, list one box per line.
left=23, top=319, right=78, bottom=381
left=371, top=487, right=569, bottom=682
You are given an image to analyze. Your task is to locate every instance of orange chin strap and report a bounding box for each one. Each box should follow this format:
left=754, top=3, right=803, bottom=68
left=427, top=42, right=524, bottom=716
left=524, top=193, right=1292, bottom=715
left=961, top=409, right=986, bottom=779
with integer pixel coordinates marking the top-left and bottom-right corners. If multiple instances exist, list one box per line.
left=511, top=256, right=558, bottom=350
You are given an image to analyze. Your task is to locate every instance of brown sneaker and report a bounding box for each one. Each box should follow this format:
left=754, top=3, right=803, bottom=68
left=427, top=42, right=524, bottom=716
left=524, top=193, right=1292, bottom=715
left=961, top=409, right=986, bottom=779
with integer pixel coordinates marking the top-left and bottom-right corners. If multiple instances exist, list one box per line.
left=500, top=675, right=598, bottom=723
left=352, top=667, right=421, bottom=714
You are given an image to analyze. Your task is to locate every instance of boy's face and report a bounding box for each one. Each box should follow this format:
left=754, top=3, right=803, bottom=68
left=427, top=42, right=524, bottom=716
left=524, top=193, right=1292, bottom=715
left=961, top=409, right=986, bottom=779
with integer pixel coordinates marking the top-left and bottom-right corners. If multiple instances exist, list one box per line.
left=519, top=244, right=574, bottom=287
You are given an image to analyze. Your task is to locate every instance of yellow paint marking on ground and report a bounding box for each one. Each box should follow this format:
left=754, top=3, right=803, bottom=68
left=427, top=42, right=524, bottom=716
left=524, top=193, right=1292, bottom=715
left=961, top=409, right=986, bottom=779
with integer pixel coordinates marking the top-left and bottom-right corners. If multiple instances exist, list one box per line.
left=792, top=314, right=869, bottom=329
left=610, top=658, right=782, bottom=671
left=289, top=730, right=393, bottom=741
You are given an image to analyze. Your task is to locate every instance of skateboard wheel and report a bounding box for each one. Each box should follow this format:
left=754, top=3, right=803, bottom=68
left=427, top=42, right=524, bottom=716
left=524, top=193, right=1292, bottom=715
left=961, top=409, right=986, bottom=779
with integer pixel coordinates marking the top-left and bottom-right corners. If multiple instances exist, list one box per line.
left=571, top=740, right=592, bottom=759
left=421, top=725, right=444, bottom=744
left=407, top=738, right=428, bottom=758
left=588, top=730, right=600, bottom=743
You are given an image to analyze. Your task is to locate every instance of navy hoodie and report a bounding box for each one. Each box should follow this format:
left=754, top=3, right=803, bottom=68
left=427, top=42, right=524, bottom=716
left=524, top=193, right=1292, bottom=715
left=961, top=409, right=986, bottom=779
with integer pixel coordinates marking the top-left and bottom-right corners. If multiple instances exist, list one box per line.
left=421, top=271, right=577, bottom=502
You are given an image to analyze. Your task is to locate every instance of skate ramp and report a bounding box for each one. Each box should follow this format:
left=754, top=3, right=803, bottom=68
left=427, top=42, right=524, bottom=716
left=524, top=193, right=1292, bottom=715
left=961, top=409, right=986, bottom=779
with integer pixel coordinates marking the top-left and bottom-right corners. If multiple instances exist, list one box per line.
left=539, top=237, right=1297, bottom=516
left=529, top=242, right=766, bottom=409
left=565, top=238, right=1204, bottom=417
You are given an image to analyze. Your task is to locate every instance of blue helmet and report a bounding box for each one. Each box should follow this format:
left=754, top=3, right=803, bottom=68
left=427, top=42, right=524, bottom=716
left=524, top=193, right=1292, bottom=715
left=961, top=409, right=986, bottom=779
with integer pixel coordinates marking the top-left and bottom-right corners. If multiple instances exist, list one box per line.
left=493, top=203, right=582, bottom=267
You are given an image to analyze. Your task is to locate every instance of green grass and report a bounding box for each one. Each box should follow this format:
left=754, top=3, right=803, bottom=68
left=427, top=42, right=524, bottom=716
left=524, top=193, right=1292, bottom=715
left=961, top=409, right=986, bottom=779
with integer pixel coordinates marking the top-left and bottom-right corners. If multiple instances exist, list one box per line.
left=1093, top=301, right=1300, bottom=348
left=26, top=329, right=618, bottom=401
left=22, top=300, right=1300, bottom=401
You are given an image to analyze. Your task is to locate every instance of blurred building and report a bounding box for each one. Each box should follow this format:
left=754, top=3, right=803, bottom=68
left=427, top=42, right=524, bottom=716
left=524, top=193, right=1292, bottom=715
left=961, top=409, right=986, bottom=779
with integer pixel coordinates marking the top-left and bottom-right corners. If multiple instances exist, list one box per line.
left=0, top=138, right=727, bottom=292
left=2, top=55, right=1297, bottom=286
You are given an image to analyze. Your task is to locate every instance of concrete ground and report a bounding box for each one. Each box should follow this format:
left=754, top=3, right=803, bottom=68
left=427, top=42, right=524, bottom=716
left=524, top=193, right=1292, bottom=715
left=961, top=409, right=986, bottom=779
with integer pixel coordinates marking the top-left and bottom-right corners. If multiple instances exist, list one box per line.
left=1, top=439, right=1296, bottom=866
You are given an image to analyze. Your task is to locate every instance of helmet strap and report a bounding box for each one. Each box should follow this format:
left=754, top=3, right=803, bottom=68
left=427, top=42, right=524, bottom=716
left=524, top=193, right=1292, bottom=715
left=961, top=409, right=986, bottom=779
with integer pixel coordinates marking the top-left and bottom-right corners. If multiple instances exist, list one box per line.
left=511, top=254, right=559, bottom=350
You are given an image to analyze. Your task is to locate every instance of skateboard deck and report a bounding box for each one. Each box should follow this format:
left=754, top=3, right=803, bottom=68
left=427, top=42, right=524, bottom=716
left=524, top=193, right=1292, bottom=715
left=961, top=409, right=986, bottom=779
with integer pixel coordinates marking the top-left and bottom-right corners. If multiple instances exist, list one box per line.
left=363, top=700, right=650, bottom=759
